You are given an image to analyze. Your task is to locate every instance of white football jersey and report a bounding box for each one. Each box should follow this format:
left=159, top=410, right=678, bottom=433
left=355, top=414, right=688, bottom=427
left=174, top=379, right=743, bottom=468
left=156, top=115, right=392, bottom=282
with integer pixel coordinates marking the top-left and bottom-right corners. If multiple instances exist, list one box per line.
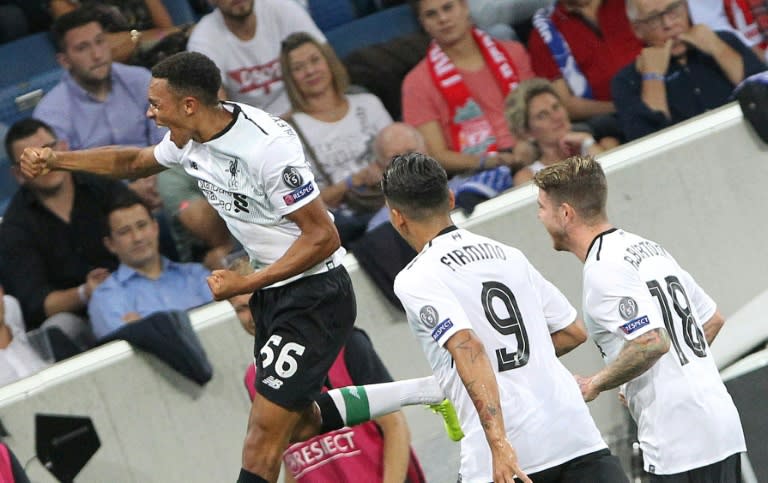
left=154, top=102, right=345, bottom=287
left=583, top=228, right=745, bottom=474
left=394, top=227, right=606, bottom=481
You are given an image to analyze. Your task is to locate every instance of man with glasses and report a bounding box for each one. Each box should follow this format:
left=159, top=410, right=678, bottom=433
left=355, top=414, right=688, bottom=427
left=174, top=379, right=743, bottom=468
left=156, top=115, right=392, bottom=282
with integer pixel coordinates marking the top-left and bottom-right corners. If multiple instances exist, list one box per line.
left=612, top=0, right=766, bottom=141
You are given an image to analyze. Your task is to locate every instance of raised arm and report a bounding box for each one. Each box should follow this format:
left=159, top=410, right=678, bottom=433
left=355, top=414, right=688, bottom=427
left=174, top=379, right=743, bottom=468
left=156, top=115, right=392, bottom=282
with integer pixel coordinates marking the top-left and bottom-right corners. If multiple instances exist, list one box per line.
left=444, top=329, right=531, bottom=483
left=20, top=145, right=166, bottom=181
left=577, top=327, right=670, bottom=402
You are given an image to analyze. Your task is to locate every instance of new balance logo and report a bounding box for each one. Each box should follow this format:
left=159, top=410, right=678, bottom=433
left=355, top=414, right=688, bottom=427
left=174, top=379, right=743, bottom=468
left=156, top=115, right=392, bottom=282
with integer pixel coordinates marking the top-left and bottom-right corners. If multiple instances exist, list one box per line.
left=262, top=376, right=283, bottom=390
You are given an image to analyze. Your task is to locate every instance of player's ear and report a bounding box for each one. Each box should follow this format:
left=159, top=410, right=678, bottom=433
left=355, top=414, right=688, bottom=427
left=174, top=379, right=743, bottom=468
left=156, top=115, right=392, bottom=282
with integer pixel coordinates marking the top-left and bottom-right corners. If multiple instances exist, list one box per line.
left=560, top=201, right=576, bottom=223
left=448, top=189, right=456, bottom=210
left=183, top=96, right=198, bottom=115
left=388, top=205, right=406, bottom=231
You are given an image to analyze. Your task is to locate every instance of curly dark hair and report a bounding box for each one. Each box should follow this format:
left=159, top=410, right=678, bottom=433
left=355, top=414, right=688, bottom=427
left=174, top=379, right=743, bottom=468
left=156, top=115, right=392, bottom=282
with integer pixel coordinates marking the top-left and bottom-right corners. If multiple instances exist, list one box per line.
left=151, top=51, right=221, bottom=107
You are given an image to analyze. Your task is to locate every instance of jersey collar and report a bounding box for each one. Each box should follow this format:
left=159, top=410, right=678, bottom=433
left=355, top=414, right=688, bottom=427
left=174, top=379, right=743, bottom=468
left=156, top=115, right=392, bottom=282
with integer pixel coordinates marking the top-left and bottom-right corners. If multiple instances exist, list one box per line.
left=207, top=101, right=242, bottom=142
left=586, top=227, right=618, bottom=261
left=427, top=225, right=459, bottom=248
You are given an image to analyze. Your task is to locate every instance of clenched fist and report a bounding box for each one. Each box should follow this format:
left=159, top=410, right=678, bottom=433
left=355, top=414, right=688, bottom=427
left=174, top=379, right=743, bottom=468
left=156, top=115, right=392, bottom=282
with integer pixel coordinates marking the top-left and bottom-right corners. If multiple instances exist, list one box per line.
left=19, top=146, right=56, bottom=179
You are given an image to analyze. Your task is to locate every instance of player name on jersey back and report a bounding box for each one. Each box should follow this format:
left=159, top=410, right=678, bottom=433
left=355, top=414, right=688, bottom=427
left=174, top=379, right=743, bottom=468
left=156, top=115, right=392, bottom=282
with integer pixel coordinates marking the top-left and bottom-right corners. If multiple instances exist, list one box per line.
left=438, top=240, right=507, bottom=271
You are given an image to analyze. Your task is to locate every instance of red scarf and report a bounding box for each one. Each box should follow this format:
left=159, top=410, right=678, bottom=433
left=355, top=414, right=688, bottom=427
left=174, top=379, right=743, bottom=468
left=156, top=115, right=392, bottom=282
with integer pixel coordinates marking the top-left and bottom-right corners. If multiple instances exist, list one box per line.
left=427, top=28, right=520, bottom=154
left=725, top=0, right=768, bottom=49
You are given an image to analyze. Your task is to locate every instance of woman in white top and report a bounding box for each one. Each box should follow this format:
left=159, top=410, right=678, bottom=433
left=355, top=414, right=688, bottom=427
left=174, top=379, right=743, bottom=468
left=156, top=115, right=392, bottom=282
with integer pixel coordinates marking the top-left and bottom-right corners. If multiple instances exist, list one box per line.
left=279, top=32, right=394, bottom=245
left=504, top=78, right=615, bottom=186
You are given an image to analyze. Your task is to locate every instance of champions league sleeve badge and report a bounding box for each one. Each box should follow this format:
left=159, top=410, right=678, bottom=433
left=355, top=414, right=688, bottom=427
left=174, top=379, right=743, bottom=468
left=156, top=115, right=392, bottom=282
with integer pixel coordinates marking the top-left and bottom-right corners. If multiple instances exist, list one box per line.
left=618, top=296, right=638, bottom=321
left=282, top=167, right=303, bottom=188
left=419, top=305, right=439, bottom=328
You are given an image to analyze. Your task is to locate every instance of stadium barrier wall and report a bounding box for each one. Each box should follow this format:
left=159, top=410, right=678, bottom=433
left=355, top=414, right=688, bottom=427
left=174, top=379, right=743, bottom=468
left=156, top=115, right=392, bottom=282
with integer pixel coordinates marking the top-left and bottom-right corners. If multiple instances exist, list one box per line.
left=0, top=102, right=766, bottom=482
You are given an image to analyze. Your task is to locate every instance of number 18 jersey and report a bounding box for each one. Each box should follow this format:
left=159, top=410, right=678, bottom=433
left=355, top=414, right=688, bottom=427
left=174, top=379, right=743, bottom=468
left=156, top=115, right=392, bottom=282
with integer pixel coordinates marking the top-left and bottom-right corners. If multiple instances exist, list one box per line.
left=394, top=227, right=606, bottom=481
left=583, top=228, right=745, bottom=475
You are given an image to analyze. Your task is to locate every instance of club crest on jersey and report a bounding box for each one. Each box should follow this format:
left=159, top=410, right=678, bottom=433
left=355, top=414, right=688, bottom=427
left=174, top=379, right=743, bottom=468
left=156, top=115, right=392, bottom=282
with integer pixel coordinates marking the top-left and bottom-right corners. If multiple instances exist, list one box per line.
left=283, top=181, right=314, bottom=206
left=620, top=315, right=650, bottom=335
left=282, top=167, right=303, bottom=188
left=419, top=305, right=439, bottom=328
left=431, top=318, right=454, bottom=342
left=226, top=157, right=243, bottom=189
left=618, top=296, right=638, bottom=321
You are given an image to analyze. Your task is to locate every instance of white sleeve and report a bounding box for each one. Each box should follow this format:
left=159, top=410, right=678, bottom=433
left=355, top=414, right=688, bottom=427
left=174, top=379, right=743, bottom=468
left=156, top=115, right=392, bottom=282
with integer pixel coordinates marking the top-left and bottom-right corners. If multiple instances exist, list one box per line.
left=678, top=267, right=717, bottom=324
left=254, top=133, right=320, bottom=217
left=527, top=261, right=577, bottom=334
left=153, top=132, right=183, bottom=168
left=394, top=271, right=473, bottom=348
left=584, top=260, right=665, bottom=341
left=278, top=0, right=326, bottom=43
left=3, top=295, right=25, bottom=335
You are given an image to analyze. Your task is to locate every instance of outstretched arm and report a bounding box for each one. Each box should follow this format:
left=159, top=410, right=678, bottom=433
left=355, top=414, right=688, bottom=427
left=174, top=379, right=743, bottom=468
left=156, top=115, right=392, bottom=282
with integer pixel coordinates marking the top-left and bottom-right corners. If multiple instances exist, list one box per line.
left=577, top=328, right=670, bottom=402
left=445, top=329, right=530, bottom=483
left=20, top=145, right=165, bottom=180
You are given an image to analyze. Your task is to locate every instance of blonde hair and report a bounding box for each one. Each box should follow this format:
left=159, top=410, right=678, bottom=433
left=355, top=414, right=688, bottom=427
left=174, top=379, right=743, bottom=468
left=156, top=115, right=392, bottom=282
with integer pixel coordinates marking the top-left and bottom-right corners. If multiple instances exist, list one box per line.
left=279, top=32, right=350, bottom=113
left=504, top=78, right=562, bottom=137
left=532, top=155, right=608, bottom=223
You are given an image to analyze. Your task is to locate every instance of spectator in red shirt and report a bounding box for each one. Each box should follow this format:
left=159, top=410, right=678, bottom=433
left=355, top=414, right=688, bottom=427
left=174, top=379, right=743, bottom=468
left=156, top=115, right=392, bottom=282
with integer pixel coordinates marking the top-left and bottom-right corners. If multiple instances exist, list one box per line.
left=527, top=0, right=644, bottom=138
left=402, top=0, right=534, bottom=177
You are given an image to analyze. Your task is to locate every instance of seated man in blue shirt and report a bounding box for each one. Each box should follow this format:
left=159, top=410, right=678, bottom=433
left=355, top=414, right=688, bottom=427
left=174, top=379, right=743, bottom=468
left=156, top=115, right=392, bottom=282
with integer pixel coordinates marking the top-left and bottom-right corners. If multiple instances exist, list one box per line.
left=33, top=8, right=167, bottom=205
left=612, top=0, right=766, bottom=141
left=88, top=191, right=213, bottom=340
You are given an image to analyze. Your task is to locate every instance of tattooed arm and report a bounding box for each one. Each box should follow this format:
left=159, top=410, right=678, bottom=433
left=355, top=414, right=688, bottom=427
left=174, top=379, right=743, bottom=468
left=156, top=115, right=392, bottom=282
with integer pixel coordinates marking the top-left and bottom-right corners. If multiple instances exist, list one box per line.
left=444, top=329, right=531, bottom=483
left=577, top=328, right=670, bottom=402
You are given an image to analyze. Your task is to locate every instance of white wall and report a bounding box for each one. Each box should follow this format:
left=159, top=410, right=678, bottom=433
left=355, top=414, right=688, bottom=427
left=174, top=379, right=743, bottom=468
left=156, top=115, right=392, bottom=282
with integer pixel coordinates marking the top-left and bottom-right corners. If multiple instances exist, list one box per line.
left=1, top=103, right=766, bottom=482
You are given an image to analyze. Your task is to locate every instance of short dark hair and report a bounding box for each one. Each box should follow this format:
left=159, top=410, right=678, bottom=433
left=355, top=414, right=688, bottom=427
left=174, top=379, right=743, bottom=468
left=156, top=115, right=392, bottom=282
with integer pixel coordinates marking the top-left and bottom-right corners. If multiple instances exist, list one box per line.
left=103, top=189, right=153, bottom=237
left=51, top=8, right=103, bottom=52
left=382, top=152, right=450, bottom=221
left=4, top=118, right=56, bottom=164
left=532, top=155, right=608, bottom=222
left=151, top=52, right=221, bottom=107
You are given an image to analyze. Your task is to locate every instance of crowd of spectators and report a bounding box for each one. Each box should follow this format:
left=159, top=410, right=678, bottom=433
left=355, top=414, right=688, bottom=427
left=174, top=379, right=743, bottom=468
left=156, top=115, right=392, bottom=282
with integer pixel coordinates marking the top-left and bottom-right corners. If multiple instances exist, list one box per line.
left=0, top=0, right=765, bottom=478
left=1, top=0, right=765, bottom=385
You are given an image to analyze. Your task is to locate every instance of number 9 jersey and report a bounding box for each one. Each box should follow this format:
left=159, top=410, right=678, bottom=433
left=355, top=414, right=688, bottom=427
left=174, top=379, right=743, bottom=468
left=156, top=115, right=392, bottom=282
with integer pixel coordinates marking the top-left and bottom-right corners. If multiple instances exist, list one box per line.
left=583, top=228, right=746, bottom=475
left=394, top=226, right=606, bottom=481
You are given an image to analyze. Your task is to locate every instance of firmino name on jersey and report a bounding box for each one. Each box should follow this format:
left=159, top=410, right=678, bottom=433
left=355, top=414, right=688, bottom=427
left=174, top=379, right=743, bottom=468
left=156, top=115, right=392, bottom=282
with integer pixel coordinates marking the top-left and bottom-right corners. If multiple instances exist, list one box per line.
left=623, top=240, right=670, bottom=270
left=440, top=243, right=507, bottom=271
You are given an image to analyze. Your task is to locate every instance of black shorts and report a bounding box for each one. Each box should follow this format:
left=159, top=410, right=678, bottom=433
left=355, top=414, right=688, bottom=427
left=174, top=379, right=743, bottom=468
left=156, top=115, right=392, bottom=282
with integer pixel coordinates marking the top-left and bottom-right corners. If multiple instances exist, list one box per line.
left=649, top=453, right=742, bottom=483
left=249, top=265, right=356, bottom=410
left=512, top=449, right=628, bottom=483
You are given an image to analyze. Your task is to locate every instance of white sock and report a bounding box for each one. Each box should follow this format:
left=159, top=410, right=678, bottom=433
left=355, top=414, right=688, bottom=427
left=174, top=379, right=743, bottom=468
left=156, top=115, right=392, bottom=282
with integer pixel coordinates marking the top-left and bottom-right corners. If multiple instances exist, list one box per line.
left=327, top=376, right=444, bottom=426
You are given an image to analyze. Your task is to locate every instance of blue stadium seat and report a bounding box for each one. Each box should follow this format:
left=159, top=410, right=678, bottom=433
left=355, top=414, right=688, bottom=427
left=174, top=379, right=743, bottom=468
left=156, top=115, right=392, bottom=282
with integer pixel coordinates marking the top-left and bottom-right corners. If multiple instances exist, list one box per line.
left=0, top=32, right=63, bottom=214
left=0, top=32, right=60, bottom=88
left=309, top=0, right=358, bottom=32
left=325, top=4, right=420, bottom=59
left=161, top=0, right=197, bottom=25
left=350, top=0, right=379, bottom=16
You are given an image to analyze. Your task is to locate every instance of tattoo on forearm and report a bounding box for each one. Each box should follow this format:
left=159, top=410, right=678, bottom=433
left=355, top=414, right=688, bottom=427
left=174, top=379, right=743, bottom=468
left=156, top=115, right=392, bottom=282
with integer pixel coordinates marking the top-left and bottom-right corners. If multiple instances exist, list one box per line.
left=597, top=329, right=668, bottom=391
left=455, top=332, right=483, bottom=363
